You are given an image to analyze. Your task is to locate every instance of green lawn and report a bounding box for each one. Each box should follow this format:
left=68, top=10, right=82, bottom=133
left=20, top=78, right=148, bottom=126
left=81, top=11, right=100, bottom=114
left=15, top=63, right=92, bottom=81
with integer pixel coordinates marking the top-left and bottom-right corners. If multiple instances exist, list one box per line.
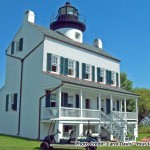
left=0, top=134, right=150, bottom=150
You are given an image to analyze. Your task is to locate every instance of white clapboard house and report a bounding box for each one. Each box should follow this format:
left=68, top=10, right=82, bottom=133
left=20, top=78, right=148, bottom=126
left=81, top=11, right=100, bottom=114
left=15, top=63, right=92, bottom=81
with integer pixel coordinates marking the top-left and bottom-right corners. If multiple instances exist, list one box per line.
left=0, top=2, right=139, bottom=142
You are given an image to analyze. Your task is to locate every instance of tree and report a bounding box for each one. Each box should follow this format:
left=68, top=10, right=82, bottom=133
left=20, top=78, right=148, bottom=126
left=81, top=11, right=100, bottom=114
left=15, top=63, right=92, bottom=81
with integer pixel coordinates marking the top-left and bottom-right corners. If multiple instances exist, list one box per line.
left=133, top=88, right=150, bottom=123
left=120, top=72, right=150, bottom=123
left=120, top=72, right=133, bottom=91
left=120, top=72, right=135, bottom=112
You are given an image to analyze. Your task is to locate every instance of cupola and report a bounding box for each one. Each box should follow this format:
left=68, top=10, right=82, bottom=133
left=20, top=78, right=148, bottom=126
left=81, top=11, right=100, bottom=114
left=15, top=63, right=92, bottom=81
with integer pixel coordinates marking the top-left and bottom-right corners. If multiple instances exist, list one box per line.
left=50, top=2, right=86, bottom=43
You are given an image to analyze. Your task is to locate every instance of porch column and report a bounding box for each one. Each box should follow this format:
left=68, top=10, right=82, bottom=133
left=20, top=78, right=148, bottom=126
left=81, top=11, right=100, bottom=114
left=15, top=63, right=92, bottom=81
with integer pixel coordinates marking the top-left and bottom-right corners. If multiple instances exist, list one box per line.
left=124, top=97, right=127, bottom=120
left=79, top=123, right=83, bottom=136
left=98, top=93, right=101, bottom=120
left=135, top=98, right=138, bottom=120
left=56, top=122, right=63, bottom=142
left=119, top=100, right=122, bottom=112
left=80, top=90, right=83, bottom=118
left=110, top=95, right=114, bottom=140
left=110, top=95, right=113, bottom=112
left=58, top=87, right=62, bottom=118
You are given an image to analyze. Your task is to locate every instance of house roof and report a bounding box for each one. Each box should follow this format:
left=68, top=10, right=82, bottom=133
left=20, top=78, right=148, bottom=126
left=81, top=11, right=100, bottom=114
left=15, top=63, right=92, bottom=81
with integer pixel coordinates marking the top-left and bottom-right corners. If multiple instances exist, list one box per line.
left=43, top=71, right=139, bottom=97
left=29, top=23, right=120, bottom=62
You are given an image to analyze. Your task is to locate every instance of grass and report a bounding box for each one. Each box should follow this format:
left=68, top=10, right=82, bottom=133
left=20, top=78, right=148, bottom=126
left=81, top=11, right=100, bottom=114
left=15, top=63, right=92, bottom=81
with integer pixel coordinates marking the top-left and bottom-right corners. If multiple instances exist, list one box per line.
left=138, top=126, right=150, bottom=134
left=0, top=134, right=150, bottom=150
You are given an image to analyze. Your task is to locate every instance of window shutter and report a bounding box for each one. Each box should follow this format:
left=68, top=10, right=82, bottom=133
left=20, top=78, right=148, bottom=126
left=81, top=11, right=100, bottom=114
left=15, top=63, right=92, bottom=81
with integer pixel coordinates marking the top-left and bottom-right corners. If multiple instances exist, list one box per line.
left=19, top=38, right=23, bottom=51
left=45, top=90, right=50, bottom=107
left=116, top=73, right=119, bottom=87
left=6, top=95, right=9, bottom=111
left=82, top=63, right=86, bottom=79
left=97, top=67, right=101, bottom=82
left=85, top=99, right=90, bottom=109
left=64, top=58, right=68, bottom=75
left=97, top=97, right=99, bottom=110
left=110, top=71, right=112, bottom=84
left=106, top=70, right=112, bottom=84
left=117, top=100, right=119, bottom=111
left=13, top=93, right=18, bottom=111
left=11, top=41, right=15, bottom=55
left=64, top=93, right=68, bottom=107
left=106, top=70, right=109, bottom=84
left=60, top=57, right=65, bottom=75
left=47, top=53, right=52, bottom=72
left=76, top=95, right=80, bottom=108
left=76, top=61, right=79, bottom=78
left=92, top=66, right=95, bottom=81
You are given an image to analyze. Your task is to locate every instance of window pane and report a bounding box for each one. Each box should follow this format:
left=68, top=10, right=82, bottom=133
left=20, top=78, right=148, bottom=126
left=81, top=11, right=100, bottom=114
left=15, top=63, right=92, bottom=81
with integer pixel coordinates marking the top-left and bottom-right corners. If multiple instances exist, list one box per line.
left=67, top=7, right=74, bottom=15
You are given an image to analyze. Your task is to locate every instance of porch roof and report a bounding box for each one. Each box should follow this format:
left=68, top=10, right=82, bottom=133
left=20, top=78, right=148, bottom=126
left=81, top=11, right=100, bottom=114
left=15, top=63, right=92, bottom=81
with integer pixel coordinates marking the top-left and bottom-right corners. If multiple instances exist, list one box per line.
left=43, top=71, right=139, bottom=97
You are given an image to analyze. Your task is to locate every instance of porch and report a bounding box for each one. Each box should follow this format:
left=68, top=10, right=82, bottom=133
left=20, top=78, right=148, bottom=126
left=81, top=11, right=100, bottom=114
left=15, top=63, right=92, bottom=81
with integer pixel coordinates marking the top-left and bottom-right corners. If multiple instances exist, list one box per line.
left=41, top=83, right=138, bottom=121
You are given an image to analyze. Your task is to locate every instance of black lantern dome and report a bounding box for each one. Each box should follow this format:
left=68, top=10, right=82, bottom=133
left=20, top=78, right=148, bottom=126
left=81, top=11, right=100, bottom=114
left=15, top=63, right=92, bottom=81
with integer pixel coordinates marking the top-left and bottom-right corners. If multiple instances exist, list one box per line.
left=50, top=2, right=86, bottom=32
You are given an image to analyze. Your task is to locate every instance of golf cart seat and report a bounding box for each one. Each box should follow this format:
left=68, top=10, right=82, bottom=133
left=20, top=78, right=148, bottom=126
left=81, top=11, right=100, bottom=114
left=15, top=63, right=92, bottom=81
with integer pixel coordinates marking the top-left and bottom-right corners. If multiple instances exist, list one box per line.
left=85, top=129, right=92, bottom=137
left=59, top=129, right=76, bottom=144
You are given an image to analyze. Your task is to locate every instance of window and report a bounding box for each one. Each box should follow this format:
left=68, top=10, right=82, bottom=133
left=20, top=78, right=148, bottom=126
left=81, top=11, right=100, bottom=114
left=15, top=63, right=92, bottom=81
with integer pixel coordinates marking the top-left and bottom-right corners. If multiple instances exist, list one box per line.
left=50, top=93, right=57, bottom=107
left=5, top=93, right=17, bottom=111
left=68, top=59, right=75, bottom=76
left=51, top=55, right=59, bottom=72
left=85, top=99, right=90, bottom=109
left=100, top=69, right=104, bottom=82
left=68, top=96, right=73, bottom=107
left=45, top=91, right=57, bottom=107
left=85, top=65, right=91, bottom=80
left=16, top=38, right=23, bottom=52
left=75, top=32, right=81, bottom=40
left=111, top=72, right=116, bottom=85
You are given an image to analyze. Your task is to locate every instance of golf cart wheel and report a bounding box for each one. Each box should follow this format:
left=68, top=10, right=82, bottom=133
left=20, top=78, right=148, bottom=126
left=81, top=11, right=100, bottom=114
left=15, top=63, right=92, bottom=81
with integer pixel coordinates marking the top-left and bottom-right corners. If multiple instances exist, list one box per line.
left=40, top=142, right=49, bottom=150
left=49, top=146, right=54, bottom=150
left=86, top=146, right=96, bottom=150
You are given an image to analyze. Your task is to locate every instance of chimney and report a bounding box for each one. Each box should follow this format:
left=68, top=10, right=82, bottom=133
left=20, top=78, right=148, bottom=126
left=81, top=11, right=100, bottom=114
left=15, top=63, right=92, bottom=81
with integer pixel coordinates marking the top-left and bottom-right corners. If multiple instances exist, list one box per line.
left=93, top=38, right=102, bottom=49
left=23, top=10, right=35, bottom=23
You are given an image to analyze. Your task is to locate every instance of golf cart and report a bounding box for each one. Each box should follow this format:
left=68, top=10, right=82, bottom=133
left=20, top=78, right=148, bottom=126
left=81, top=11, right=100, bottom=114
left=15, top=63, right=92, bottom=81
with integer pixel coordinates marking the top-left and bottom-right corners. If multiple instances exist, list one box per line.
left=40, top=120, right=100, bottom=150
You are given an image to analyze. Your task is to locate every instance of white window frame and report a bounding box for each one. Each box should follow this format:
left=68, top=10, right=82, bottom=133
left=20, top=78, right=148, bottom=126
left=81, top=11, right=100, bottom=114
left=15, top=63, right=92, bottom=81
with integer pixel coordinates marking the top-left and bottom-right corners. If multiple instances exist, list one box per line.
left=111, top=72, right=116, bottom=86
left=10, top=94, right=14, bottom=110
left=50, top=93, right=57, bottom=107
left=85, top=64, right=91, bottom=80
left=51, top=55, right=59, bottom=73
left=100, top=68, right=105, bottom=84
left=68, top=59, right=75, bottom=77
left=16, top=39, right=20, bottom=52
left=68, top=95, right=74, bottom=107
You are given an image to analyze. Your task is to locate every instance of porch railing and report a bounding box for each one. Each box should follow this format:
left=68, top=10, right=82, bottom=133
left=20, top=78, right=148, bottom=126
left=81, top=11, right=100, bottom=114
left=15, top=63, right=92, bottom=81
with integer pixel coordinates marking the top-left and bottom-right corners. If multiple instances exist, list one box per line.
left=113, top=111, right=137, bottom=120
left=61, top=107, right=81, bottom=117
left=82, top=109, right=99, bottom=118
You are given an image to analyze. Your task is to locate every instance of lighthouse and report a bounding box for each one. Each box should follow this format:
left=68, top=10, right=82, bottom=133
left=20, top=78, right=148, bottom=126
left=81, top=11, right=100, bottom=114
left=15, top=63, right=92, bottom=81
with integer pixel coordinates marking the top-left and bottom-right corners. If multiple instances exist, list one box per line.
left=50, top=2, right=86, bottom=43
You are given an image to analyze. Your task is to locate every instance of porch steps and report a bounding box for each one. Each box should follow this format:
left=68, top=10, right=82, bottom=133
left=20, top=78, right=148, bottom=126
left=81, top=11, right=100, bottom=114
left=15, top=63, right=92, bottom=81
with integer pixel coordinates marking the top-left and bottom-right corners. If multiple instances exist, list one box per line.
left=101, top=111, right=135, bottom=142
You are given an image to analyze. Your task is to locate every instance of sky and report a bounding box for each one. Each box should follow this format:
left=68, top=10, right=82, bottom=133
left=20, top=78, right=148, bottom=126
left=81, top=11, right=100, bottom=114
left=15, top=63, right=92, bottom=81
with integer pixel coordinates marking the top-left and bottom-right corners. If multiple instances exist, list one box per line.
left=0, top=0, right=150, bottom=89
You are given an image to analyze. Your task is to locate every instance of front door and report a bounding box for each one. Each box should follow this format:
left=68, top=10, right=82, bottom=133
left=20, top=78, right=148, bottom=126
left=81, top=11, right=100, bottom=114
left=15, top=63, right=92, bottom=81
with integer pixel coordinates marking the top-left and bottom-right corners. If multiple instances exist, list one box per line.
left=106, top=99, right=110, bottom=115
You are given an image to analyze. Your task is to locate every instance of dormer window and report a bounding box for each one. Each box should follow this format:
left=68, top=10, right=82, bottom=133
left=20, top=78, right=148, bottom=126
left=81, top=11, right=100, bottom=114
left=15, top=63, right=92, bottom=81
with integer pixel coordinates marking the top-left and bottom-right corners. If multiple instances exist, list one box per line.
left=51, top=55, right=59, bottom=72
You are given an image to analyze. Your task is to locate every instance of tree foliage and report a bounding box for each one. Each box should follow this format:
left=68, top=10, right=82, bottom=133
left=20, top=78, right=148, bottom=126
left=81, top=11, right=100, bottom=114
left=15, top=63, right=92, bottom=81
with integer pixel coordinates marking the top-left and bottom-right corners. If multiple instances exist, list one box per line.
left=120, top=72, right=133, bottom=91
left=133, top=88, right=150, bottom=123
left=120, top=72, right=150, bottom=123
